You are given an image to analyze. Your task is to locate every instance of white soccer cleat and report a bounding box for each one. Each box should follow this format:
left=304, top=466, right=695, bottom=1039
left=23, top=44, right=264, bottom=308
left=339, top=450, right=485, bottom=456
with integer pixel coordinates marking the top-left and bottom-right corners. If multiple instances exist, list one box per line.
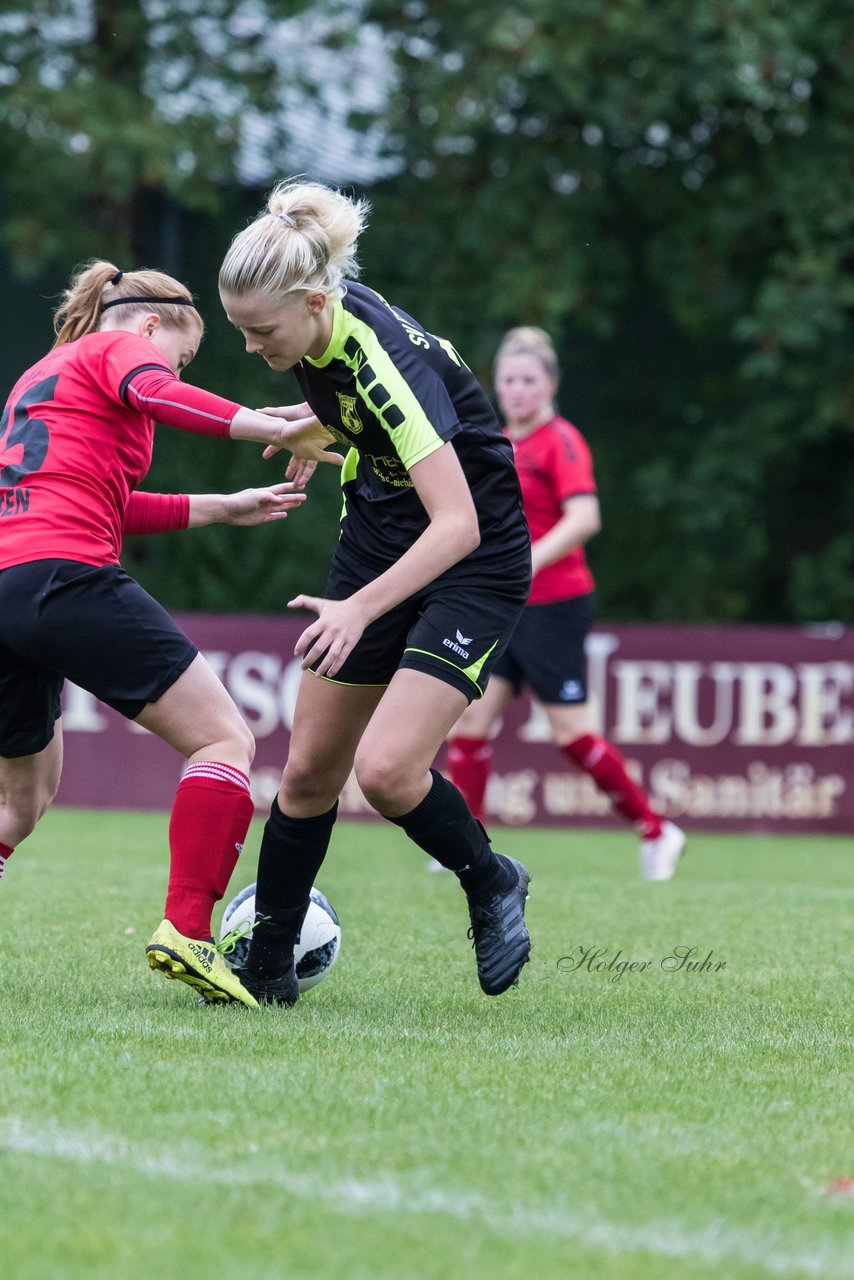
left=426, top=857, right=448, bottom=873
left=640, top=821, right=686, bottom=881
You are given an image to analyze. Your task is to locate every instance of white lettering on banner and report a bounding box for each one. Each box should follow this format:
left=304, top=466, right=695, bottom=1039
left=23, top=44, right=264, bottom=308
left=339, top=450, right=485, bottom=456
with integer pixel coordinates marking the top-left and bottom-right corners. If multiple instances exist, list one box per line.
left=220, top=652, right=303, bottom=737
left=485, top=770, right=539, bottom=825
left=734, top=663, right=799, bottom=745
left=673, top=663, right=737, bottom=746
left=485, top=760, right=846, bottom=823
left=542, top=771, right=613, bottom=820
left=612, top=661, right=672, bottom=744
left=59, top=636, right=854, bottom=755
left=797, top=663, right=854, bottom=745
left=648, top=759, right=845, bottom=819
left=226, top=651, right=283, bottom=738
left=61, top=684, right=107, bottom=732
left=609, top=659, right=854, bottom=748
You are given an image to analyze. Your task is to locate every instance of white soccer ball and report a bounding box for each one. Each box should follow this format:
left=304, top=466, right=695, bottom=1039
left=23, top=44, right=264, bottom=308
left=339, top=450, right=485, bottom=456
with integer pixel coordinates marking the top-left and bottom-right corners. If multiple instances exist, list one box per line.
left=220, top=883, right=341, bottom=993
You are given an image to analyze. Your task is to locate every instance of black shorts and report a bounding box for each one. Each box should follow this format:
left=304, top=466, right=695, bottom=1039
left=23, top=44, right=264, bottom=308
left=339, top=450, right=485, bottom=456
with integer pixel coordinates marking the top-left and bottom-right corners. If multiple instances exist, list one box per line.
left=492, top=593, right=596, bottom=704
left=319, top=549, right=531, bottom=702
left=0, top=559, right=198, bottom=757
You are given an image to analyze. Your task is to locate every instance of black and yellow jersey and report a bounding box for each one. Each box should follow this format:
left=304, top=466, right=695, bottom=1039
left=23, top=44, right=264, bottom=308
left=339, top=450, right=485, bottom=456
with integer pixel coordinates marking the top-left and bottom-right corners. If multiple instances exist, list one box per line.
left=294, top=282, right=529, bottom=572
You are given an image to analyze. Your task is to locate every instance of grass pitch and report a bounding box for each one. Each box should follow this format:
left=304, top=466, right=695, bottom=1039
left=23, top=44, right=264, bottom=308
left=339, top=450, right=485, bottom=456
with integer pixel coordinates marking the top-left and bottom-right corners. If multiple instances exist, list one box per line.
left=0, top=810, right=852, bottom=1280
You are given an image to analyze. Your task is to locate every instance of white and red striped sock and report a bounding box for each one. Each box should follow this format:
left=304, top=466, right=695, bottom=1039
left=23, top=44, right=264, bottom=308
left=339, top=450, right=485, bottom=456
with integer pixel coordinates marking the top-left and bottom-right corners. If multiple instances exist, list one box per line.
left=0, top=842, right=13, bottom=880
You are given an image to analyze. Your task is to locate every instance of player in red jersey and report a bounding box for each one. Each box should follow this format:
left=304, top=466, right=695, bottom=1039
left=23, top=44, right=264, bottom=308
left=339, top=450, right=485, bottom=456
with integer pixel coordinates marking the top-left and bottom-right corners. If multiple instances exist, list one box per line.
left=0, top=259, right=338, bottom=1006
left=447, top=327, right=686, bottom=880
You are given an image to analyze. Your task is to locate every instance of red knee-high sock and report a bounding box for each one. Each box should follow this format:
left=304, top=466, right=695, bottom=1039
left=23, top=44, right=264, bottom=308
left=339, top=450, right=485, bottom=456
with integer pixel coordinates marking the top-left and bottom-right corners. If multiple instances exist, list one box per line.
left=164, top=761, right=254, bottom=939
left=561, top=734, right=662, bottom=839
left=0, top=842, right=13, bottom=880
left=446, top=736, right=493, bottom=823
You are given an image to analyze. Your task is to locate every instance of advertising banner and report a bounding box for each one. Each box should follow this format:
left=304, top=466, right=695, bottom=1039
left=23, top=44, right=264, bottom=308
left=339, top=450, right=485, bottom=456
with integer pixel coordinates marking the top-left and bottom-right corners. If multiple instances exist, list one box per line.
left=55, top=613, right=854, bottom=833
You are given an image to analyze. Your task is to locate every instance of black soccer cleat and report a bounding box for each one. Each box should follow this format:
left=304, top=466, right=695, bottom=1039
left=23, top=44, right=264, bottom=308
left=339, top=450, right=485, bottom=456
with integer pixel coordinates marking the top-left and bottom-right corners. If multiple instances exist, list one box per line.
left=236, top=961, right=300, bottom=1007
left=466, top=855, right=532, bottom=995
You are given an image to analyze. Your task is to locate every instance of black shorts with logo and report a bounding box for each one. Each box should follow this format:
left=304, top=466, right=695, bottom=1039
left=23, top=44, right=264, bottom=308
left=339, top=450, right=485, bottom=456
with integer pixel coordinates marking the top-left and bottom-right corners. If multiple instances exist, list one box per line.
left=491, top=593, right=596, bottom=705
left=319, top=546, right=531, bottom=703
left=0, top=559, right=198, bottom=757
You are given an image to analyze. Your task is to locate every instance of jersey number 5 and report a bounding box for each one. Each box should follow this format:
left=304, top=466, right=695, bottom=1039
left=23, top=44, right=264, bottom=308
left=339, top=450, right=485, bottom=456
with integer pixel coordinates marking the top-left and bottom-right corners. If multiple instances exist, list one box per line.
left=0, top=375, right=57, bottom=487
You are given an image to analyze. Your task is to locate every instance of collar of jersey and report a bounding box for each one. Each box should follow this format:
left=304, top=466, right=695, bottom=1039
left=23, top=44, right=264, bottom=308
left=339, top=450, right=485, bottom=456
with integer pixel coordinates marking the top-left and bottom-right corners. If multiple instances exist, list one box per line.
left=304, top=298, right=344, bottom=369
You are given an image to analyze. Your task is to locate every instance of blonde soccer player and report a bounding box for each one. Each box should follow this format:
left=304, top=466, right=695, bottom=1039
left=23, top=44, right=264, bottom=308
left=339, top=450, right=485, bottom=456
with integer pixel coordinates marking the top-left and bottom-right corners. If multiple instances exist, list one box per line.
left=218, top=180, right=534, bottom=1003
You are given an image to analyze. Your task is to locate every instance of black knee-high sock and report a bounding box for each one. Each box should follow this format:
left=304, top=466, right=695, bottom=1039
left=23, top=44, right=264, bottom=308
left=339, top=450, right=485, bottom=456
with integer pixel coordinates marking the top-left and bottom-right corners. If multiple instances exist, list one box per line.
left=388, top=769, right=515, bottom=898
left=247, top=797, right=338, bottom=977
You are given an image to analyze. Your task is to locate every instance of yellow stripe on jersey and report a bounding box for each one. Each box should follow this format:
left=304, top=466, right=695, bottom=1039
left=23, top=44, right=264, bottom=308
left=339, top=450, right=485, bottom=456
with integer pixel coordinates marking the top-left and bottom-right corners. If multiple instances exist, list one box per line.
left=341, top=447, right=359, bottom=484
left=309, top=301, right=447, bottom=472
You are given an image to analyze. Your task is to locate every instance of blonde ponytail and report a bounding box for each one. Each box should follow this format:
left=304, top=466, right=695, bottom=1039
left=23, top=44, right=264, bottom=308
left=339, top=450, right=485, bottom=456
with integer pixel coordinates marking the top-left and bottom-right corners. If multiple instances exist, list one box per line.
left=219, top=179, right=370, bottom=302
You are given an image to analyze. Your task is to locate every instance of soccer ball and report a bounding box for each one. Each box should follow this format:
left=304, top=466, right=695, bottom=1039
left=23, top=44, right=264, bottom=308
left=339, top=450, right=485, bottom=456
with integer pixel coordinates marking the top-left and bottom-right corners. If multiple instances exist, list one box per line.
left=219, top=883, right=341, bottom=993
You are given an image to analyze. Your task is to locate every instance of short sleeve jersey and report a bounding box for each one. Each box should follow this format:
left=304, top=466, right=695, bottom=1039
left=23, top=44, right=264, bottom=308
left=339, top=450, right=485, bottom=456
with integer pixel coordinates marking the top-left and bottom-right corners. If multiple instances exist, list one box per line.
left=0, top=331, right=210, bottom=570
left=294, top=283, right=529, bottom=573
left=510, top=415, right=597, bottom=604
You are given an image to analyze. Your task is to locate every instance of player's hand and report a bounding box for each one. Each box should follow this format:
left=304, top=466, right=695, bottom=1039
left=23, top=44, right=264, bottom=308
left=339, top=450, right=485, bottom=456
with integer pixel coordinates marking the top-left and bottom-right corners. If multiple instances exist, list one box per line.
left=219, top=482, right=306, bottom=525
left=289, top=594, right=371, bottom=677
left=259, top=408, right=344, bottom=467
left=256, top=401, right=315, bottom=422
left=284, top=456, right=318, bottom=488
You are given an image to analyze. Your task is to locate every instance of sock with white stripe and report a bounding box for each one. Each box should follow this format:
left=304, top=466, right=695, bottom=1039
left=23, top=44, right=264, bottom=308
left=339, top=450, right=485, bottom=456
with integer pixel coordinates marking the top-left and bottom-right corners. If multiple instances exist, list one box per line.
left=164, top=761, right=254, bottom=940
left=0, top=842, right=13, bottom=880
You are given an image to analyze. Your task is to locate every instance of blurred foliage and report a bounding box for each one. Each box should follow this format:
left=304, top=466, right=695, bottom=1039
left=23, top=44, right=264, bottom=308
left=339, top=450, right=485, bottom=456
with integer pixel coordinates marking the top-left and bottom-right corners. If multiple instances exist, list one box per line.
left=362, top=0, right=854, bottom=621
left=2, top=0, right=854, bottom=620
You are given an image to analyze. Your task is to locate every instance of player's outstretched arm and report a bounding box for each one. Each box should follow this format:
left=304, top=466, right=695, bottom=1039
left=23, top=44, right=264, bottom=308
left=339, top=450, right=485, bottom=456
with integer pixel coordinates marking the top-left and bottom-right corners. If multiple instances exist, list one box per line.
left=187, top=482, right=307, bottom=528
left=123, top=483, right=306, bottom=536
left=123, top=368, right=343, bottom=468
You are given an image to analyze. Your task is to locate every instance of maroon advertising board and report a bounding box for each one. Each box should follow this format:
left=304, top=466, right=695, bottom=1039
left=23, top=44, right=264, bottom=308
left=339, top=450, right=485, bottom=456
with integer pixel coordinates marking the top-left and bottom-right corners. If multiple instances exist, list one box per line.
left=55, top=613, right=854, bottom=833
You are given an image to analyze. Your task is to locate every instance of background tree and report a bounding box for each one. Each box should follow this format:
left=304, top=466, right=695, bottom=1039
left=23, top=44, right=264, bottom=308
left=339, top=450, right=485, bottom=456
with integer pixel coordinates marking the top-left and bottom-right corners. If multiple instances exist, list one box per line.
left=0, top=0, right=355, bottom=607
left=362, top=0, right=854, bottom=621
left=2, top=0, right=853, bottom=620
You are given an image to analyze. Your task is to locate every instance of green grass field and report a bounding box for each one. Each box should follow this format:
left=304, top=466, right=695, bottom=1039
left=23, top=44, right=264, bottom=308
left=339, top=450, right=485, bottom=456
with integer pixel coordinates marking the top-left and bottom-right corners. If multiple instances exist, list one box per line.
left=0, top=809, right=852, bottom=1280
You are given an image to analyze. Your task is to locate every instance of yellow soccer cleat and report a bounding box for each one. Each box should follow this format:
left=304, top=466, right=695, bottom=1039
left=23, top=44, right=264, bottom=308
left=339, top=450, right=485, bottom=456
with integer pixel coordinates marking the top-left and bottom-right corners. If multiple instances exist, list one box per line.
left=146, top=919, right=258, bottom=1007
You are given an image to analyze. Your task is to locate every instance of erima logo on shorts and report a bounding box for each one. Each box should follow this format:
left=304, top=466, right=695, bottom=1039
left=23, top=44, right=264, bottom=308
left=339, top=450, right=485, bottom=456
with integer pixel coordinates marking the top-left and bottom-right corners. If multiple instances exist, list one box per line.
left=443, top=628, right=472, bottom=659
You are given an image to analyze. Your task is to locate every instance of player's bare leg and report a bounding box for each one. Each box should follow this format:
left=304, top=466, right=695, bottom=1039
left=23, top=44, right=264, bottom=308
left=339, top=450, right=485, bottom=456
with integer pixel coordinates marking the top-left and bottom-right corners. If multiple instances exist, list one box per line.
left=277, top=671, right=386, bottom=816
left=0, top=730, right=64, bottom=883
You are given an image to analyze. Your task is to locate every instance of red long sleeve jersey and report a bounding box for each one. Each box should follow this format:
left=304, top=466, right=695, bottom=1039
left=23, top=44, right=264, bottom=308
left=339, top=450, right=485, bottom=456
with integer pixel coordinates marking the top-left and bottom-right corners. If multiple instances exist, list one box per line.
left=0, top=331, right=240, bottom=569
left=510, top=415, right=597, bottom=605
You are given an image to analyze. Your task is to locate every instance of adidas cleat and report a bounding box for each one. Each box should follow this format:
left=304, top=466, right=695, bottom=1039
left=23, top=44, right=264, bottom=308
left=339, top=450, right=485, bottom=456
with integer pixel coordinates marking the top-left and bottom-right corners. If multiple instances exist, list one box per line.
left=146, top=919, right=258, bottom=1007
left=466, top=855, right=531, bottom=996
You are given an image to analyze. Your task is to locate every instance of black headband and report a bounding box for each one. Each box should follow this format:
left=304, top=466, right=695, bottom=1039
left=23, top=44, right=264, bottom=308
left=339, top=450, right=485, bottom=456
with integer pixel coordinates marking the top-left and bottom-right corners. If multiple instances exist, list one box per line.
left=101, top=295, right=197, bottom=311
